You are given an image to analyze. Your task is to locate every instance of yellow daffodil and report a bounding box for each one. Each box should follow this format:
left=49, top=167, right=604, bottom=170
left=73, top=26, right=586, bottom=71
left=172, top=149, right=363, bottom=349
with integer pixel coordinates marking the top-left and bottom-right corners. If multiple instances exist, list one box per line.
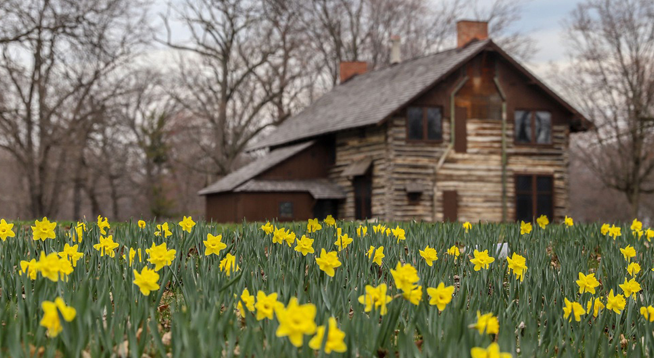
left=506, top=253, right=527, bottom=282
left=219, top=253, right=239, bottom=276
left=261, top=222, right=274, bottom=234
left=368, top=246, right=384, bottom=266
left=283, top=231, right=296, bottom=247
left=0, top=219, right=15, bottom=241
left=179, top=216, right=196, bottom=233
left=154, top=222, right=172, bottom=238
left=40, top=298, right=76, bottom=337
left=601, top=223, right=610, bottom=235
left=315, top=249, right=341, bottom=277
left=275, top=297, right=317, bottom=347
left=309, top=317, right=347, bottom=353
left=520, top=221, right=532, bottom=235
left=463, top=222, right=472, bottom=233
left=58, top=243, right=83, bottom=267
left=620, top=245, right=636, bottom=261
left=419, top=245, right=438, bottom=266
left=272, top=227, right=288, bottom=245
left=255, top=291, right=283, bottom=320
left=334, top=233, right=353, bottom=251
left=631, top=219, right=642, bottom=234
left=123, top=247, right=142, bottom=267
left=358, top=283, right=393, bottom=315
left=391, top=226, right=405, bottom=243
left=470, top=249, right=495, bottom=271
left=93, top=235, right=119, bottom=258
left=133, top=267, right=160, bottom=295
left=536, top=215, right=549, bottom=229
left=356, top=225, right=367, bottom=237
left=32, top=217, right=57, bottom=241
left=20, top=259, right=38, bottom=280
left=627, top=262, right=641, bottom=276
left=74, top=222, right=86, bottom=242
left=586, top=297, right=604, bottom=318
left=97, top=215, right=110, bottom=235
left=204, top=233, right=227, bottom=256
left=402, top=285, right=422, bottom=305
left=608, top=225, right=621, bottom=239
left=36, top=252, right=72, bottom=282
left=619, top=277, right=641, bottom=299
left=324, top=215, right=336, bottom=227
left=295, top=235, right=315, bottom=256
left=373, top=223, right=386, bottom=234
left=646, top=228, right=654, bottom=242
left=606, top=289, right=626, bottom=314
left=447, top=245, right=460, bottom=258
left=576, top=272, right=600, bottom=294
left=237, top=288, right=255, bottom=316
left=471, top=343, right=512, bottom=358
left=138, top=220, right=146, bottom=229
left=564, top=216, right=574, bottom=226
left=146, top=242, right=176, bottom=271
left=640, top=306, right=654, bottom=322
left=307, top=218, right=322, bottom=233
left=390, top=262, right=420, bottom=292
left=563, top=298, right=586, bottom=322
left=427, top=282, right=454, bottom=311
left=471, top=311, right=499, bottom=335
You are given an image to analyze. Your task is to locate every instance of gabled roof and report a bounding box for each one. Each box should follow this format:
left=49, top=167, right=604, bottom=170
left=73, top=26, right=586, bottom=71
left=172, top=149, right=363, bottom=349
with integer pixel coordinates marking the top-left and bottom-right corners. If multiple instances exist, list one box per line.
left=248, top=39, right=591, bottom=151
left=248, top=40, right=491, bottom=150
left=198, top=141, right=314, bottom=196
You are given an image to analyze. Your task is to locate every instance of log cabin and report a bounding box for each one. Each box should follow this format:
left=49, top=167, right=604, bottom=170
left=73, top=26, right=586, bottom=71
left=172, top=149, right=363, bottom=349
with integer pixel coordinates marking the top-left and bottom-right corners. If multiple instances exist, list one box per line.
left=199, top=21, right=592, bottom=223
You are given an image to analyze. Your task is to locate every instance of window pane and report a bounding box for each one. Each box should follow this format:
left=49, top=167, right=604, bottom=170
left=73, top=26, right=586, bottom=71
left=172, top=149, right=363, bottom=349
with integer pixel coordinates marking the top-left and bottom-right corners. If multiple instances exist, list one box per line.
left=515, top=175, right=532, bottom=192
left=537, top=194, right=553, bottom=219
left=515, top=110, right=531, bottom=143
left=407, top=107, right=423, bottom=140
left=279, top=202, right=293, bottom=218
left=426, top=108, right=442, bottom=140
left=516, top=194, right=533, bottom=222
left=537, top=176, right=553, bottom=193
left=535, top=111, right=552, bottom=144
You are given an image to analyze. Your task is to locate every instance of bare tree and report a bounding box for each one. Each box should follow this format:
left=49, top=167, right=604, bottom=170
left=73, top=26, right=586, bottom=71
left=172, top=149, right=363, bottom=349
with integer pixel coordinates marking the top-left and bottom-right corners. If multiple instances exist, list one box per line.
left=0, top=0, right=151, bottom=218
left=161, top=0, right=301, bottom=178
left=557, top=0, right=654, bottom=218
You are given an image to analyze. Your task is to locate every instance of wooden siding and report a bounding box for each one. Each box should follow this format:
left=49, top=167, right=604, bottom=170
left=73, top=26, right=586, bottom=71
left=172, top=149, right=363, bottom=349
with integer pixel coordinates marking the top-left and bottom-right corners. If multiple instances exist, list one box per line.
left=258, top=140, right=332, bottom=180
left=328, top=126, right=388, bottom=220
left=205, top=192, right=316, bottom=223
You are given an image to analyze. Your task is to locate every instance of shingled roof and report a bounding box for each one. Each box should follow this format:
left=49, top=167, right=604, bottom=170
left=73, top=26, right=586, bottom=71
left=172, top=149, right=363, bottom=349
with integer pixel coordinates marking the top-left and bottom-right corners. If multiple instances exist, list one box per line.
left=235, top=179, right=346, bottom=199
left=198, top=141, right=315, bottom=196
left=248, top=40, right=491, bottom=150
left=248, top=39, right=591, bottom=151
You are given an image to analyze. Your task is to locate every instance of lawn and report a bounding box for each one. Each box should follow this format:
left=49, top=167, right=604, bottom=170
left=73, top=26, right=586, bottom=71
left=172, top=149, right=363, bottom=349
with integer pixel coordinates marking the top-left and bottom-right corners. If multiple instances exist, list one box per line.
left=0, top=217, right=652, bottom=357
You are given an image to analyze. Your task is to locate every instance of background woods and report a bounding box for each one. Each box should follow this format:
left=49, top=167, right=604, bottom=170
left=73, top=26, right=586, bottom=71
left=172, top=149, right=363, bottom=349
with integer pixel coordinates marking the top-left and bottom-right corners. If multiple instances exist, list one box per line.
left=0, top=0, right=652, bottom=222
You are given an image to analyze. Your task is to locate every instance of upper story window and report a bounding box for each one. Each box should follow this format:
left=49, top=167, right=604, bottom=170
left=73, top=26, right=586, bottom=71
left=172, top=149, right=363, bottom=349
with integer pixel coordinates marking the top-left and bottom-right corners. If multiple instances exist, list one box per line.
left=407, top=107, right=442, bottom=142
left=515, top=110, right=552, bottom=145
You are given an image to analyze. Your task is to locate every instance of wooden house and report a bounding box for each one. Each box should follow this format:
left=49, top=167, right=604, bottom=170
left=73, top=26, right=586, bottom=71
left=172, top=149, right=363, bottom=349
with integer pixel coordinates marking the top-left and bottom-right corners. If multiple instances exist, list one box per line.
left=199, top=21, right=591, bottom=223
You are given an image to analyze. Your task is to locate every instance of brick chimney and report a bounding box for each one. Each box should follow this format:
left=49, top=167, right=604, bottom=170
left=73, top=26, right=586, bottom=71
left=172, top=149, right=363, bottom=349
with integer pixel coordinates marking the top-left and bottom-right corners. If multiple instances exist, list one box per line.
left=339, top=61, right=367, bottom=83
left=457, top=20, right=488, bottom=48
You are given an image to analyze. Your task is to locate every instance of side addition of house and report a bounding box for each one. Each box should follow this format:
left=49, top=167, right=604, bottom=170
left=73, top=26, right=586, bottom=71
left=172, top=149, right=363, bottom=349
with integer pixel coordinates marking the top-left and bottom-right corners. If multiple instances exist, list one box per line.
left=199, top=21, right=591, bottom=223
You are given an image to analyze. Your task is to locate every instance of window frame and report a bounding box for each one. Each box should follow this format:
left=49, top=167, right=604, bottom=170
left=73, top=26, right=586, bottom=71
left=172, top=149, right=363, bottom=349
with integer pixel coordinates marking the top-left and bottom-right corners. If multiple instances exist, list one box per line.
left=278, top=201, right=294, bottom=219
left=405, top=106, right=444, bottom=143
left=514, top=173, right=554, bottom=222
left=513, top=109, right=553, bottom=146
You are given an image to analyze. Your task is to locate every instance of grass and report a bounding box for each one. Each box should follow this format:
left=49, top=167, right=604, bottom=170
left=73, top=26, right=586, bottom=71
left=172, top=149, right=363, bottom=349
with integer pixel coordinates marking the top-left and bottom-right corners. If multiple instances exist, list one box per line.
left=0, top=219, right=653, bottom=357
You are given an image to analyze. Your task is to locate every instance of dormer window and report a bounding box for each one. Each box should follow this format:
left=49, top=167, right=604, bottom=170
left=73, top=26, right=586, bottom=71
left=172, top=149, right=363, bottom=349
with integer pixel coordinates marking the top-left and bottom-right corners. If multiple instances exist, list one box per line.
left=407, top=107, right=442, bottom=142
left=515, top=110, right=552, bottom=145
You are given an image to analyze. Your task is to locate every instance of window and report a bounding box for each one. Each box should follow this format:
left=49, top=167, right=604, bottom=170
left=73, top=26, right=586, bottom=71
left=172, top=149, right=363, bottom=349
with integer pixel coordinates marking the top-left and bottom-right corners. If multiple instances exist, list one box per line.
left=515, top=174, right=553, bottom=222
left=515, top=110, right=552, bottom=144
left=279, top=202, right=293, bottom=218
left=407, top=107, right=442, bottom=141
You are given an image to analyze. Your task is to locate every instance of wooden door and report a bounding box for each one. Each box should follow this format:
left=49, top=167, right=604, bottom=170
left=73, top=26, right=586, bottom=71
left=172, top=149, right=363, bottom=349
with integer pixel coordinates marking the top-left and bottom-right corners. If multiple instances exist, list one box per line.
left=455, top=106, right=467, bottom=153
left=353, top=171, right=372, bottom=219
left=443, top=190, right=458, bottom=222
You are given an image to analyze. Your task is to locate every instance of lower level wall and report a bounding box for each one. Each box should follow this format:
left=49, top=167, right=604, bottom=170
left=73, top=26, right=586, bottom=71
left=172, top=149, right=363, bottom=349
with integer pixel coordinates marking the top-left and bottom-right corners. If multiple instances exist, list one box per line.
left=205, top=192, right=316, bottom=223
